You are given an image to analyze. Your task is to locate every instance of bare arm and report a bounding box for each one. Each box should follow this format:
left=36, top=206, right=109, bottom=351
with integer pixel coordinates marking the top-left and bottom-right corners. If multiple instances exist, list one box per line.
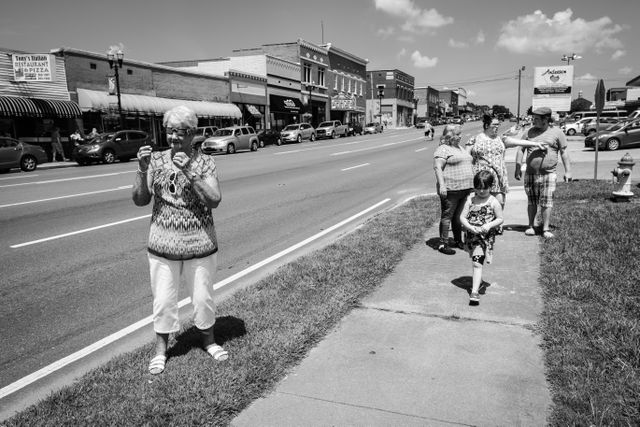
left=132, top=145, right=153, bottom=206
left=433, top=157, right=447, bottom=197
left=481, top=198, right=504, bottom=233
left=185, top=171, right=221, bottom=209
left=559, top=146, right=572, bottom=181
left=501, top=135, right=546, bottom=150
left=514, top=147, right=525, bottom=180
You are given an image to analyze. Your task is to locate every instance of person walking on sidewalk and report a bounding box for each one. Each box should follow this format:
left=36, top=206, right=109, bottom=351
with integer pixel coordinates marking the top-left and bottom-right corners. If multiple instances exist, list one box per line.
left=133, top=105, right=227, bottom=375
left=460, top=170, right=504, bottom=304
left=513, top=106, right=572, bottom=239
left=51, top=127, right=68, bottom=161
left=433, top=124, right=474, bottom=255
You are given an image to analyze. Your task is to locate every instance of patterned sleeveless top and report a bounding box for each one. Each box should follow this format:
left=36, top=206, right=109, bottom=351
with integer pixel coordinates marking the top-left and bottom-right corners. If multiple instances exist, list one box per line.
left=147, top=150, right=218, bottom=260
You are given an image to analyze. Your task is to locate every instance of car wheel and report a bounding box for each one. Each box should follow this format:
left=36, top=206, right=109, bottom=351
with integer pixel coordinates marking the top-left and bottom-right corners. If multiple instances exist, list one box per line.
left=331, top=131, right=336, bottom=139
left=297, top=135, right=302, bottom=144
left=276, top=138, right=282, bottom=146
left=251, top=141, right=258, bottom=151
left=227, top=143, right=236, bottom=154
left=606, top=138, right=620, bottom=151
left=310, top=133, right=316, bottom=141
left=259, top=140, right=265, bottom=148
left=20, top=155, right=38, bottom=172
left=567, top=129, right=576, bottom=136
left=102, top=149, right=116, bottom=164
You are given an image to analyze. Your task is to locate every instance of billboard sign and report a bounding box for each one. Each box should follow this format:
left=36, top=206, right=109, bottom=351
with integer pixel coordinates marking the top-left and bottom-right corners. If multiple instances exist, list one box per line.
left=532, top=65, right=573, bottom=112
left=12, top=53, right=55, bottom=82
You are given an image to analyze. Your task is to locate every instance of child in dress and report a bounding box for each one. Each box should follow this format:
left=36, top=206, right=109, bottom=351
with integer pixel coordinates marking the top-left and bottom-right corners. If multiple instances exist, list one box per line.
left=460, top=170, right=504, bottom=305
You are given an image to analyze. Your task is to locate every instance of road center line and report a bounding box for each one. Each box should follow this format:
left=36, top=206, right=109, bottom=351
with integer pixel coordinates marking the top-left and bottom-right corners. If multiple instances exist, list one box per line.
left=10, top=214, right=151, bottom=248
left=0, top=171, right=133, bottom=188
left=0, top=186, right=133, bottom=209
left=341, top=163, right=370, bottom=171
left=415, top=147, right=429, bottom=152
left=0, top=198, right=390, bottom=399
left=331, top=138, right=420, bottom=156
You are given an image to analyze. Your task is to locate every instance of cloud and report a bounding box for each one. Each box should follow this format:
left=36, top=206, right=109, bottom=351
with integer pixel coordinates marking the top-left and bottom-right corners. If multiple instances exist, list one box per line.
left=611, top=50, right=626, bottom=60
left=374, top=0, right=453, bottom=33
left=410, top=50, right=438, bottom=68
left=475, top=31, right=485, bottom=44
left=576, top=73, right=598, bottom=81
left=618, top=66, right=632, bottom=75
left=398, top=48, right=407, bottom=57
left=496, top=9, right=624, bottom=54
left=377, top=26, right=395, bottom=38
left=448, top=38, right=468, bottom=48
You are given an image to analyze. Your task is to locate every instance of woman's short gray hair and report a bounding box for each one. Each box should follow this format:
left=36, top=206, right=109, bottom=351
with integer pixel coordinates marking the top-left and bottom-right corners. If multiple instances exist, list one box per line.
left=163, top=105, right=198, bottom=130
left=440, top=124, right=461, bottom=144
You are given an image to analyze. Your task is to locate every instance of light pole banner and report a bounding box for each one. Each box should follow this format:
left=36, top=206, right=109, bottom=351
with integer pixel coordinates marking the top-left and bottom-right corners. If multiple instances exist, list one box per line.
left=11, top=53, right=55, bottom=82
left=532, top=65, right=573, bottom=112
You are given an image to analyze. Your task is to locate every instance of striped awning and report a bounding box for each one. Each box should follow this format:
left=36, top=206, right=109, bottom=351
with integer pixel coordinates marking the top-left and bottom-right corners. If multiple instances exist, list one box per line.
left=0, top=96, right=82, bottom=118
left=77, top=89, right=242, bottom=119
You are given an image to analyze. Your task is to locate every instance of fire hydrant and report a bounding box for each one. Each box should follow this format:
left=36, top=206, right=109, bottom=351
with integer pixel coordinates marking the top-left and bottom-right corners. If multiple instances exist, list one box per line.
left=611, top=152, right=635, bottom=201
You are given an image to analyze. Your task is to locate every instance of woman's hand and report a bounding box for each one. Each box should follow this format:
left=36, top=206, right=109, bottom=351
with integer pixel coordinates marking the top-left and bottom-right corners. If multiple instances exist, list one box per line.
left=172, top=152, right=191, bottom=170
left=137, top=145, right=152, bottom=172
left=480, top=224, right=490, bottom=234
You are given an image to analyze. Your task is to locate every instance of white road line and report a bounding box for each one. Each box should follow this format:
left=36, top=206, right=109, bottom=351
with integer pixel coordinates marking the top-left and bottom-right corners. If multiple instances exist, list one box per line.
left=10, top=214, right=151, bottom=248
left=341, top=163, right=370, bottom=171
left=0, top=171, right=133, bottom=188
left=415, top=147, right=429, bottom=152
left=0, top=174, right=40, bottom=181
left=331, top=138, right=420, bottom=156
left=0, top=198, right=390, bottom=399
left=0, top=186, right=133, bottom=209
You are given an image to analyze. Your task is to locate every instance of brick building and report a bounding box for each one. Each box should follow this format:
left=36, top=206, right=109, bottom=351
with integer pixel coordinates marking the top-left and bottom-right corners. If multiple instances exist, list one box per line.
left=366, top=69, right=415, bottom=128
left=414, top=86, right=440, bottom=120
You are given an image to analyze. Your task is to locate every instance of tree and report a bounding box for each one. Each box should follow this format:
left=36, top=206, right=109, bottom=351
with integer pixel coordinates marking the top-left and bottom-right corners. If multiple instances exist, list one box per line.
left=492, top=105, right=510, bottom=116
left=571, top=98, right=592, bottom=112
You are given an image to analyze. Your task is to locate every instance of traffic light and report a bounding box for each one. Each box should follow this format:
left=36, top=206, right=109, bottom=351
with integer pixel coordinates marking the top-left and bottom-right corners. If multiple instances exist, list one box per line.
left=376, top=84, right=385, bottom=98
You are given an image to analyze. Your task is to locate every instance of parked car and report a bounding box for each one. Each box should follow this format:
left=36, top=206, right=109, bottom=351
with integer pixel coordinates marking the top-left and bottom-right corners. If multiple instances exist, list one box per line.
left=201, top=125, right=259, bottom=154
left=363, top=122, right=382, bottom=134
left=194, top=126, right=218, bottom=139
left=561, top=117, right=592, bottom=136
left=347, top=122, right=363, bottom=136
left=257, top=129, right=281, bottom=147
left=280, top=123, right=315, bottom=144
left=0, top=137, right=48, bottom=172
left=315, top=120, right=348, bottom=139
left=415, top=120, right=427, bottom=129
left=581, top=117, right=621, bottom=136
left=72, top=130, right=152, bottom=165
left=584, top=118, right=640, bottom=151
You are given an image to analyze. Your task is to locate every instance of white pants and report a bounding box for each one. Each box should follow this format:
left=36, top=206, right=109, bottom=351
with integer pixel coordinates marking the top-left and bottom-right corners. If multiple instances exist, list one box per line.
left=148, top=253, right=217, bottom=334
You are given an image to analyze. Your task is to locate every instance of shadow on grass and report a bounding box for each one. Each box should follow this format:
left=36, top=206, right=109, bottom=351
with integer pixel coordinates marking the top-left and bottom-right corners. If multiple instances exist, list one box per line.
left=168, top=316, right=246, bottom=358
left=425, top=237, right=441, bottom=250
left=451, top=276, right=490, bottom=295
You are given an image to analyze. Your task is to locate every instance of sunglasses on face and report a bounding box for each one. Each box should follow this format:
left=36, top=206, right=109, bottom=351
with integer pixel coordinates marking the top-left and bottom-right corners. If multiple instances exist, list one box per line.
left=166, top=128, right=190, bottom=137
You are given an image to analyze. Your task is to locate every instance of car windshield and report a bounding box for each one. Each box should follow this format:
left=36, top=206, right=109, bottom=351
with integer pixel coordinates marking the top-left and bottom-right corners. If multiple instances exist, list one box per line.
left=215, top=129, right=234, bottom=136
left=93, top=133, right=114, bottom=143
left=318, top=122, right=332, bottom=127
left=283, top=125, right=299, bottom=131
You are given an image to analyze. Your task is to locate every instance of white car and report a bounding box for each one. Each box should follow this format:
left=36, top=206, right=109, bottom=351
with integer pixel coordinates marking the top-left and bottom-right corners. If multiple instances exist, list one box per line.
left=280, top=123, right=315, bottom=144
left=201, top=126, right=259, bottom=154
left=561, top=117, right=591, bottom=136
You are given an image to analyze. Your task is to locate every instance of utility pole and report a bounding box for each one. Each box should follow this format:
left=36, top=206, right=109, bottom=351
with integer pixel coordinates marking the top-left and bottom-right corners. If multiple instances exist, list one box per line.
left=517, top=66, right=525, bottom=124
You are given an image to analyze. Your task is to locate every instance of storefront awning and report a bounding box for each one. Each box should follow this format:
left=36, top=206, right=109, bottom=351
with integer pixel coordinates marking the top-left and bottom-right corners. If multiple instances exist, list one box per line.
left=270, top=95, right=304, bottom=113
left=0, top=96, right=82, bottom=118
left=246, top=104, right=262, bottom=117
left=77, top=89, right=242, bottom=119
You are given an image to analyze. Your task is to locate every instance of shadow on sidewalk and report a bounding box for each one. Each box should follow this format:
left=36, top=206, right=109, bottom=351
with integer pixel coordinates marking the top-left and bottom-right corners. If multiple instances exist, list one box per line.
left=451, top=276, right=491, bottom=295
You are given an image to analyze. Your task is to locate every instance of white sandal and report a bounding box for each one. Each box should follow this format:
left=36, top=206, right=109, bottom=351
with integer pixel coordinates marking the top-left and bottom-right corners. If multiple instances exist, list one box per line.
left=148, top=354, right=167, bottom=375
left=205, top=344, right=229, bottom=361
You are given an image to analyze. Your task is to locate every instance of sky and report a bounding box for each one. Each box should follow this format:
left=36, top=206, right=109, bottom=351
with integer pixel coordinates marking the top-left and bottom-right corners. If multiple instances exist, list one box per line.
left=2, top=0, right=639, bottom=114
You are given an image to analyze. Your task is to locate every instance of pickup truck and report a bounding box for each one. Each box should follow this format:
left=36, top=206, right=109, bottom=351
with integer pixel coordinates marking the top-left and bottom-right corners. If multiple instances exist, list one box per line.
left=315, top=120, right=348, bottom=139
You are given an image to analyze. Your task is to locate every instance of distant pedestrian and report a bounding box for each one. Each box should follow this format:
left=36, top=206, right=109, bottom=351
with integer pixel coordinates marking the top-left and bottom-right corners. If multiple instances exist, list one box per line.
left=513, top=106, right=572, bottom=238
left=133, top=105, right=226, bottom=375
left=70, top=130, right=84, bottom=147
left=51, top=127, right=68, bottom=161
left=88, top=128, right=99, bottom=140
left=460, top=170, right=504, bottom=305
left=424, top=120, right=434, bottom=141
left=433, top=124, right=474, bottom=255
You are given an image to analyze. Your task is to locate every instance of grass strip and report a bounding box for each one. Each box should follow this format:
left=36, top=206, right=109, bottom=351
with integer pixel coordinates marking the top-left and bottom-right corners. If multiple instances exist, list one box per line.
left=539, top=181, right=640, bottom=425
left=5, top=197, right=440, bottom=426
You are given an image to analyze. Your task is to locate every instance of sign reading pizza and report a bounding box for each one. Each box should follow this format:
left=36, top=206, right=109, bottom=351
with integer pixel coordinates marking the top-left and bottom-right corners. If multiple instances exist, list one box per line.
left=12, top=53, right=55, bottom=82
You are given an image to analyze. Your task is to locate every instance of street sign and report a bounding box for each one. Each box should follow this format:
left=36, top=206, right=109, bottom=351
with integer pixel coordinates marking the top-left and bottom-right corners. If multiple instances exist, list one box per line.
left=595, top=79, right=605, bottom=114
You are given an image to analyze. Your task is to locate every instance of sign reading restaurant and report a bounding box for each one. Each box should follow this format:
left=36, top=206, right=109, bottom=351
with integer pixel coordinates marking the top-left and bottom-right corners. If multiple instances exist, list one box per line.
left=12, top=53, right=55, bottom=82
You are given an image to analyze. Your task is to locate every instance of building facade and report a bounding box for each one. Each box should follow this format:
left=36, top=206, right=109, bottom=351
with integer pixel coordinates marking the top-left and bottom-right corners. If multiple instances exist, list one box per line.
left=414, top=86, right=440, bottom=120
left=366, top=69, right=415, bottom=128
left=439, top=89, right=459, bottom=117
left=1, top=48, right=83, bottom=158
left=323, top=43, right=368, bottom=127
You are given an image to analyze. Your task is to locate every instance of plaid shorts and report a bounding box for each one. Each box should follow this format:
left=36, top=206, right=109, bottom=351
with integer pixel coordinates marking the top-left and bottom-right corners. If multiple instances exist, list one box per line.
left=524, top=173, right=556, bottom=208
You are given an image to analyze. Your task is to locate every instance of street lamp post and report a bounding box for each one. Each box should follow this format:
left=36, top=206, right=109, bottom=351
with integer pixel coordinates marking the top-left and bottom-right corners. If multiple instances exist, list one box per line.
left=107, top=48, right=124, bottom=130
left=376, top=85, right=385, bottom=127
left=561, top=53, right=582, bottom=65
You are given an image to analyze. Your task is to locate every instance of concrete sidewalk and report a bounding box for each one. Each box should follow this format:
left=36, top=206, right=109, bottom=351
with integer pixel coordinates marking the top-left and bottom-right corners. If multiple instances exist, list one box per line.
left=232, top=186, right=551, bottom=426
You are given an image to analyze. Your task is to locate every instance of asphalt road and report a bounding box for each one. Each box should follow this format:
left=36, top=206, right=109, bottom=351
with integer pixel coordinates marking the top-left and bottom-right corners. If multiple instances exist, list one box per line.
left=1, top=121, right=633, bottom=415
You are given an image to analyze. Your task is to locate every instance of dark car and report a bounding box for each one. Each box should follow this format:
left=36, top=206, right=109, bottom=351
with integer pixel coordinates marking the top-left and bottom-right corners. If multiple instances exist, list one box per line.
left=348, top=122, right=363, bottom=136
left=0, top=137, right=48, bottom=172
left=73, top=130, right=152, bottom=165
left=584, top=118, right=640, bottom=151
left=257, top=129, right=282, bottom=147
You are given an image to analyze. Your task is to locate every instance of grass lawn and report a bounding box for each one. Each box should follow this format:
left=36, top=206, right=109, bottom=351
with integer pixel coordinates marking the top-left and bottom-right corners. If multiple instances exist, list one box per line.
left=4, top=197, right=440, bottom=426
left=539, top=181, right=640, bottom=425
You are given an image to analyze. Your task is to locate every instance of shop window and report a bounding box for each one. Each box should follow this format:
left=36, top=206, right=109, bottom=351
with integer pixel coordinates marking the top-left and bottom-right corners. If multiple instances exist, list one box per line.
left=90, top=63, right=97, bottom=70
left=127, top=69, right=133, bottom=75
left=317, top=68, right=325, bottom=87
left=334, top=74, right=338, bottom=90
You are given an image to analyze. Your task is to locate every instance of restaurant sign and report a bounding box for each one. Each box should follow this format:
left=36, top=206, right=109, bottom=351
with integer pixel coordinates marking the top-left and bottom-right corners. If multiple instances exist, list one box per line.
left=12, top=53, right=55, bottom=82
left=331, top=93, right=356, bottom=111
